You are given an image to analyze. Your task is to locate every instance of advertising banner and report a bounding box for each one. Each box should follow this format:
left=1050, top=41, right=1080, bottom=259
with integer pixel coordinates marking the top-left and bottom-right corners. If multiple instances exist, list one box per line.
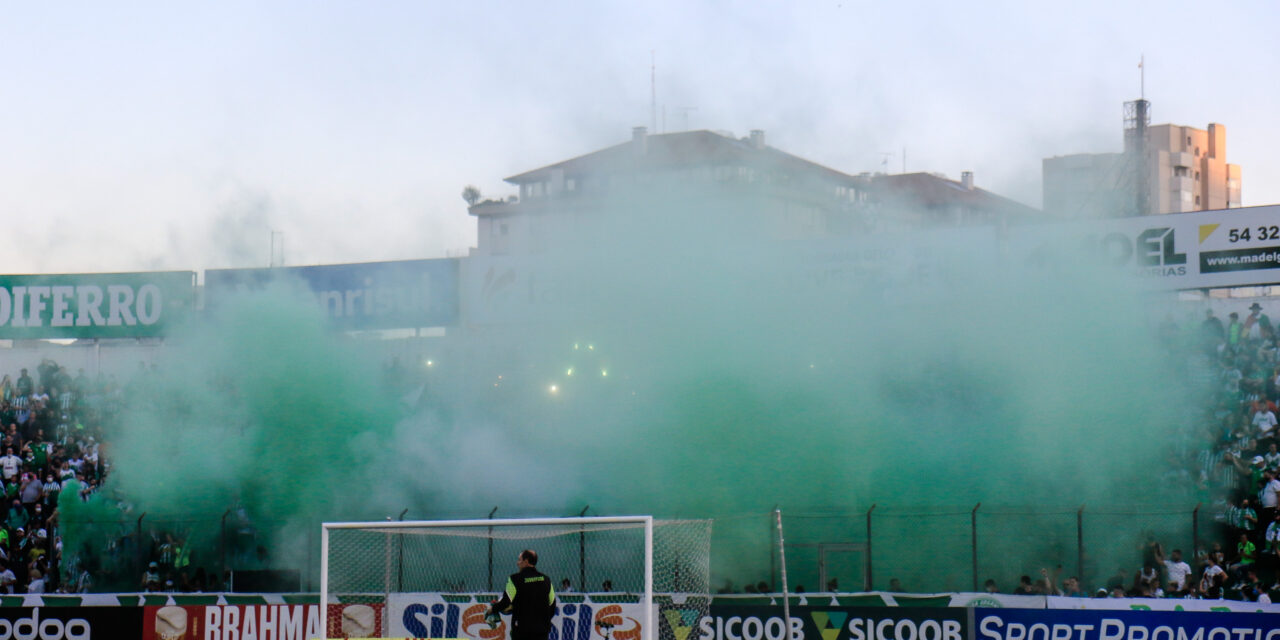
left=325, top=602, right=386, bottom=639
left=205, top=259, right=460, bottom=330
left=0, top=271, right=194, bottom=340
left=389, top=594, right=645, bottom=640
left=948, top=594, right=1049, bottom=609
left=699, top=606, right=966, bottom=640
left=974, top=607, right=1280, bottom=640
left=1010, top=204, right=1280, bottom=290
left=386, top=596, right=969, bottom=640
left=142, top=604, right=322, bottom=640
left=461, top=228, right=1001, bottom=327
left=0, top=606, right=142, bottom=639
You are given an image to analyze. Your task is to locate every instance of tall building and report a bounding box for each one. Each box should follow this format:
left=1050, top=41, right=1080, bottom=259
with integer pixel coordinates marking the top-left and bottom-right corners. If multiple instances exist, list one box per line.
left=469, top=128, right=1038, bottom=256
left=1043, top=113, right=1242, bottom=218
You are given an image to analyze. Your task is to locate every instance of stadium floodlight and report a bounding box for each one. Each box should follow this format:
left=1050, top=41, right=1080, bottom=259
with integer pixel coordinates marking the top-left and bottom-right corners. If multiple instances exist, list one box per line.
left=321, top=516, right=711, bottom=640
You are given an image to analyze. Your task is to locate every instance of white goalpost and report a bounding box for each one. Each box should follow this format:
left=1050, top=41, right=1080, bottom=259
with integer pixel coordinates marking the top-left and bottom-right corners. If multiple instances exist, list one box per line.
left=321, top=516, right=711, bottom=640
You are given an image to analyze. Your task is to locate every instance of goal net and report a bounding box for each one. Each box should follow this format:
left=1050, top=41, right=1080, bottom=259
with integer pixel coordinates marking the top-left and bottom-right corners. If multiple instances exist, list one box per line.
left=321, top=516, right=712, bottom=640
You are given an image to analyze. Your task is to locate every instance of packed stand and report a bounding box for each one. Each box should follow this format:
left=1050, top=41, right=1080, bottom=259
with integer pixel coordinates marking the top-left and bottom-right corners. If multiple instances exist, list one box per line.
left=0, top=359, right=112, bottom=595
left=986, top=303, right=1280, bottom=602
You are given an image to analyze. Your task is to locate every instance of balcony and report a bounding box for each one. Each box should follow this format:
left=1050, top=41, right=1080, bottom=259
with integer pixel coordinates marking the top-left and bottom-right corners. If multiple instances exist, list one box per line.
left=1168, top=176, right=1194, bottom=193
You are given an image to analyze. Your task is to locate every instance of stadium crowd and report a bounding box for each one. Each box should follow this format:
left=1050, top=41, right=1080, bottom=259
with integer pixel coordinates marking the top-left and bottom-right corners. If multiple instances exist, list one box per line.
left=0, top=358, right=109, bottom=594
left=987, top=302, right=1280, bottom=603
left=5, top=303, right=1280, bottom=599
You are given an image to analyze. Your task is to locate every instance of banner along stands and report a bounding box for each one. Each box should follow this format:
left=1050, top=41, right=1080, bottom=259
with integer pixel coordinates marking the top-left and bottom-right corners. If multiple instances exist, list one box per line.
left=974, top=608, right=1280, bottom=640
left=1010, top=204, right=1280, bottom=291
left=0, top=606, right=142, bottom=639
left=143, top=604, right=323, bottom=640
left=205, top=259, right=459, bottom=331
left=0, top=271, right=195, bottom=340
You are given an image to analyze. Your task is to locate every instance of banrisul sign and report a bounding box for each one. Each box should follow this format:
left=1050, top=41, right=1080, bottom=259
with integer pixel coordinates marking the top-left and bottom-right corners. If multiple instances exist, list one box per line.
left=205, top=259, right=459, bottom=330
left=0, top=271, right=194, bottom=339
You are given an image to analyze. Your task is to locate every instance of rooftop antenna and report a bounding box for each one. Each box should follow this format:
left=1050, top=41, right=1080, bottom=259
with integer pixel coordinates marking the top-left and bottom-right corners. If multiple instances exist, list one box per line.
left=1124, top=55, right=1151, bottom=217
left=269, top=230, right=284, bottom=268
left=673, top=106, right=698, bottom=131
left=1139, top=54, right=1144, bottom=100
left=650, top=50, right=657, bottom=132
left=877, top=151, right=894, bottom=173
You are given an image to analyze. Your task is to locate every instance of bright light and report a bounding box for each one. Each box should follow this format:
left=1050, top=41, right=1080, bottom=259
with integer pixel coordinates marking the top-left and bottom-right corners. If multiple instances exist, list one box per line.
left=601, top=369, right=608, bottom=377
left=587, top=344, right=595, bottom=351
left=573, top=343, right=580, bottom=350
left=425, top=359, right=435, bottom=368
left=549, top=384, right=559, bottom=394
left=566, top=368, right=574, bottom=376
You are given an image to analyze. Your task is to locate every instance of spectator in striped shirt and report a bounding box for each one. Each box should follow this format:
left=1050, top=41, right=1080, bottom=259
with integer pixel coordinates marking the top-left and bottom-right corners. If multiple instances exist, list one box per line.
left=40, top=475, right=59, bottom=508
left=14, top=371, right=31, bottom=399
left=1265, top=443, right=1280, bottom=470
left=1227, top=497, right=1258, bottom=540
left=10, top=396, right=29, bottom=428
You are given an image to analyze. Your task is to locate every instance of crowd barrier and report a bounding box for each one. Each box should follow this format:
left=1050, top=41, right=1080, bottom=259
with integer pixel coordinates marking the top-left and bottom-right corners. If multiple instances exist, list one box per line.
left=2, top=593, right=1273, bottom=640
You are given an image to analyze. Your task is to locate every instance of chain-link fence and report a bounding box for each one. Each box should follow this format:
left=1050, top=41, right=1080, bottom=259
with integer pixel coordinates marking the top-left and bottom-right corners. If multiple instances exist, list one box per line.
left=59, top=505, right=1212, bottom=594
left=59, top=513, right=322, bottom=593
left=756, top=505, right=1207, bottom=595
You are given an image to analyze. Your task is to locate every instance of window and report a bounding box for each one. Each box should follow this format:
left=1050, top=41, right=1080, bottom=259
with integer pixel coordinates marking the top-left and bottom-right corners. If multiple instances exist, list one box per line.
left=1195, top=146, right=1200, bottom=156
left=1187, top=136, right=1191, bottom=145
left=1174, top=167, right=1188, bottom=177
left=1195, top=195, right=1201, bottom=205
left=566, top=178, right=576, bottom=191
left=500, top=222, right=509, bottom=236
left=1195, top=171, right=1200, bottom=181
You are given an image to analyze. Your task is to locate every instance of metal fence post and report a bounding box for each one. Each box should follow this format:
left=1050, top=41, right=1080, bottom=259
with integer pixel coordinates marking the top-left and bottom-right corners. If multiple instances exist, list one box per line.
left=307, top=524, right=315, bottom=593
left=578, top=505, right=589, bottom=591
left=1192, top=503, right=1201, bottom=560
left=397, top=508, right=408, bottom=590
left=865, top=504, right=876, bottom=591
left=971, top=503, right=980, bottom=591
left=770, top=508, right=777, bottom=592
left=1077, top=506, right=1085, bottom=588
left=137, top=512, right=147, bottom=578
left=487, top=506, right=498, bottom=591
left=221, top=509, right=230, bottom=582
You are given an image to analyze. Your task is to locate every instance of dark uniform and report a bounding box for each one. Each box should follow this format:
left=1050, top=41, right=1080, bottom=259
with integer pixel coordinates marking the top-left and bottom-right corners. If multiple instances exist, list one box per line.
left=490, top=565, right=557, bottom=640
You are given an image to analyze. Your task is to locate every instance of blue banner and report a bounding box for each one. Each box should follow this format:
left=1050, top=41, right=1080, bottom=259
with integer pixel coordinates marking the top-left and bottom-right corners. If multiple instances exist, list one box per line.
left=205, top=259, right=459, bottom=330
left=691, top=605, right=967, bottom=640
left=975, top=608, right=1280, bottom=640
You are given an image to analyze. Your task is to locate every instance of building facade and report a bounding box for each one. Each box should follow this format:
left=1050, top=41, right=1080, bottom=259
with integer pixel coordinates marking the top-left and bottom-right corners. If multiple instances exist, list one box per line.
left=1043, top=121, right=1242, bottom=218
left=469, top=128, right=1038, bottom=257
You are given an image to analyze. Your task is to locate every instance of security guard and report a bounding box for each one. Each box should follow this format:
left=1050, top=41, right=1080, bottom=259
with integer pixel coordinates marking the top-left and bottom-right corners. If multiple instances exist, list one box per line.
left=488, top=549, right=557, bottom=640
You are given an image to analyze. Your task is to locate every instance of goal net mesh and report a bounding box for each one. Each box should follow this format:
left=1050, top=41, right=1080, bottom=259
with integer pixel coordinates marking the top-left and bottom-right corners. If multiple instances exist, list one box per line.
left=324, top=518, right=711, bottom=640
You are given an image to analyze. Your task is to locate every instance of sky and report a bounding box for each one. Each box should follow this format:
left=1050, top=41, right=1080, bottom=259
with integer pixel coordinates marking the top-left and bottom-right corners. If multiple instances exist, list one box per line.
left=2, top=0, right=1277, bottom=275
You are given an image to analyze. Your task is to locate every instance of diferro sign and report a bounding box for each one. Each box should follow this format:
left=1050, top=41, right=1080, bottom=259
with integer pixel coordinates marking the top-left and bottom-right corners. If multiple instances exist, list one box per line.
left=0, top=271, right=194, bottom=340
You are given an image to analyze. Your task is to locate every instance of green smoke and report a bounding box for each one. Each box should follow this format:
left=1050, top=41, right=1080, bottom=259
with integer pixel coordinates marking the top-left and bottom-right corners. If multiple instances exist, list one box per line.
left=64, top=222, right=1190, bottom=595
left=65, top=281, right=402, bottom=590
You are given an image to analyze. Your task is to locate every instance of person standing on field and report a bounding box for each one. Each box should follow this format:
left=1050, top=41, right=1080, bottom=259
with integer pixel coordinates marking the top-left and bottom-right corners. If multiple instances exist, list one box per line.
left=488, top=550, right=557, bottom=640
